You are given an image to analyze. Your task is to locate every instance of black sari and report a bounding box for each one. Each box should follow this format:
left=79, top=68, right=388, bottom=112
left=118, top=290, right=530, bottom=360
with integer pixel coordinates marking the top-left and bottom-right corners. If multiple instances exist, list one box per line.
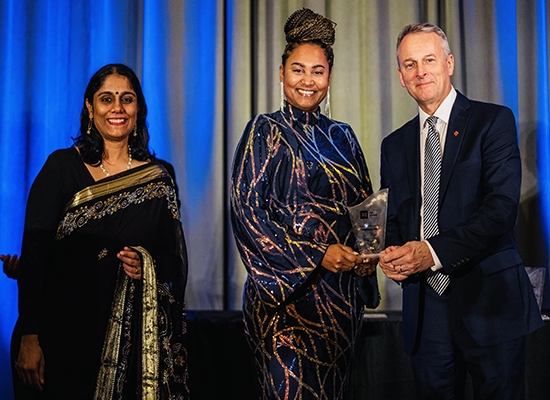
left=17, top=149, right=189, bottom=399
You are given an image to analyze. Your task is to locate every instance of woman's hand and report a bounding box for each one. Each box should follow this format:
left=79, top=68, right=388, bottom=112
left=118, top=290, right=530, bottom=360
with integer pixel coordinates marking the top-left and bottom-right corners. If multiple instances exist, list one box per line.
left=322, top=244, right=362, bottom=273
left=16, top=334, right=45, bottom=391
left=117, top=247, right=142, bottom=279
left=353, top=256, right=378, bottom=277
left=1, top=254, right=20, bottom=279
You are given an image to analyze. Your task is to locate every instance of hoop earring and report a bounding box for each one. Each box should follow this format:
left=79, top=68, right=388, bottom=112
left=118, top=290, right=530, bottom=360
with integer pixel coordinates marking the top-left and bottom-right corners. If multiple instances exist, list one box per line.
left=86, top=119, right=93, bottom=135
left=133, top=124, right=138, bottom=137
left=280, top=82, right=285, bottom=112
left=324, top=86, right=331, bottom=119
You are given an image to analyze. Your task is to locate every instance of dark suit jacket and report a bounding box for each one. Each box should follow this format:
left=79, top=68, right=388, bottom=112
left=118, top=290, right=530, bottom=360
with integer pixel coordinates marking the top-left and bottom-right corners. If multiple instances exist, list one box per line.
left=380, top=91, right=543, bottom=354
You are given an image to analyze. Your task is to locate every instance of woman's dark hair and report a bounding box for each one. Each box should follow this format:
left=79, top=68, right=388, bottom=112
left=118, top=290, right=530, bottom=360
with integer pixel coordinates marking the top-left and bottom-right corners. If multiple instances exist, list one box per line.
left=73, top=63, right=153, bottom=165
left=281, top=8, right=336, bottom=70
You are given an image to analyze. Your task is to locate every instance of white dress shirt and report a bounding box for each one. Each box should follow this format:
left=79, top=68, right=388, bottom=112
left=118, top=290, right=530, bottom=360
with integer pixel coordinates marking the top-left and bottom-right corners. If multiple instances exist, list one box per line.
left=419, top=87, right=457, bottom=270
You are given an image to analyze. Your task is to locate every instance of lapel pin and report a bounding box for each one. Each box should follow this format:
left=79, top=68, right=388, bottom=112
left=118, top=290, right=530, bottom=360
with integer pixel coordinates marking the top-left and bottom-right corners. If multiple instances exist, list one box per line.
left=453, top=131, right=459, bottom=136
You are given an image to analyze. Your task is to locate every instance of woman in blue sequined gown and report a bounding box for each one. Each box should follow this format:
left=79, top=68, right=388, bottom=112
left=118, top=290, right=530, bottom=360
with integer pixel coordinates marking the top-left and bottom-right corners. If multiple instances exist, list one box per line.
left=230, top=8, right=380, bottom=400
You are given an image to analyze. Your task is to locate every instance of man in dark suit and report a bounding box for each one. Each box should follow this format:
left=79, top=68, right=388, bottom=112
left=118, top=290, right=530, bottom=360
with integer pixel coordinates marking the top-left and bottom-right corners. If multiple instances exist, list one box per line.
left=379, top=23, right=543, bottom=399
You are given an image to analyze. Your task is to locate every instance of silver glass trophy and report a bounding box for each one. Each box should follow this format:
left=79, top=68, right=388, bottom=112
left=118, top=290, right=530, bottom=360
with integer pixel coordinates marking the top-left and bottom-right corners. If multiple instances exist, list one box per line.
left=347, top=189, right=388, bottom=259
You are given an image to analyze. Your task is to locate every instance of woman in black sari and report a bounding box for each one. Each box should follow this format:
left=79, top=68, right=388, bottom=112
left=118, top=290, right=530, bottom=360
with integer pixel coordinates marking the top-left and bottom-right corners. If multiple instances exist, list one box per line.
left=15, top=64, right=189, bottom=399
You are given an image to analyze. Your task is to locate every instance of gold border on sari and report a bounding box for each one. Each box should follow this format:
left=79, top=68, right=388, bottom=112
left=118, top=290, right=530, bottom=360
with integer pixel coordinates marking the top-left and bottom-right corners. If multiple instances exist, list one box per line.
left=93, top=270, right=129, bottom=400
left=135, top=246, right=160, bottom=399
left=67, top=164, right=169, bottom=210
left=93, top=246, right=160, bottom=400
left=56, top=164, right=180, bottom=240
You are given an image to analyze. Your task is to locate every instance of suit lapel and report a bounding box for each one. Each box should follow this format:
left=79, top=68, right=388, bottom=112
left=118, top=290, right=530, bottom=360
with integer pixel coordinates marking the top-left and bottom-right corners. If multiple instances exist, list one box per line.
left=439, top=92, right=471, bottom=205
left=404, top=116, right=422, bottom=228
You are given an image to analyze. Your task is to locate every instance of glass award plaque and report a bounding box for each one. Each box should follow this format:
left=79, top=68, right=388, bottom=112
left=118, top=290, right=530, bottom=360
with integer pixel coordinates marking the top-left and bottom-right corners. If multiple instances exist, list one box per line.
left=347, top=189, right=388, bottom=259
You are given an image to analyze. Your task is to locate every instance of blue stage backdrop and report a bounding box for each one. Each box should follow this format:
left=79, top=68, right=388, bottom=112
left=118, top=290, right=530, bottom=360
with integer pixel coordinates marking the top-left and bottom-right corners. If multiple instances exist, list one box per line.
left=1, top=0, right=550, bottom=398
left=537, top=0, right=550, bottom=258
left=0, top=0, right=222, bottom=396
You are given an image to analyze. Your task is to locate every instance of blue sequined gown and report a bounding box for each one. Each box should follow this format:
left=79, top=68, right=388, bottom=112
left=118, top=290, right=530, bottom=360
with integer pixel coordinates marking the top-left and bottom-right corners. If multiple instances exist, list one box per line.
left=231, top=103, right=380, bottom=399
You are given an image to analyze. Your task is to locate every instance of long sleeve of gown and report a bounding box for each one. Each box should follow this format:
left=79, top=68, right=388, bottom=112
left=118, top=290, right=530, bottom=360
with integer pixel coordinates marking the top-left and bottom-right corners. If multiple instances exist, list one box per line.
left=231, top=116, right=328, bottom=308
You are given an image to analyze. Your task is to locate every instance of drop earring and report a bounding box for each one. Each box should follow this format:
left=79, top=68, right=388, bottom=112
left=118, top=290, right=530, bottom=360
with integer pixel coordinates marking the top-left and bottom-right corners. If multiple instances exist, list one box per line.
left=280, top=82, right=285, bottom=112
left=324, top=86, right=331, bottom=119
left=87, top=118, right=93, bottom=135
left=133, top=124, right=138, bottom=137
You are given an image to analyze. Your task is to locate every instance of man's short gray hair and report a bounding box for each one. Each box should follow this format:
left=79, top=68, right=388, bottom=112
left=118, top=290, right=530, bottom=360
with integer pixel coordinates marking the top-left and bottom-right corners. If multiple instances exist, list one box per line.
left=396, top=23, right=452, bottom=66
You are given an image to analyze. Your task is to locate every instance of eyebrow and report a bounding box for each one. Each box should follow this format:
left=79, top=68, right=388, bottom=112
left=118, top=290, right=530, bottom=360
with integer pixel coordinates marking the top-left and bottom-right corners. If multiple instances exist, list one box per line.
left=405, top=53, right=437, bottom=60
left=97, top=91, right=136, bottom=96
left=402, top=53, right=438, bottom=63
left=290, top=62, right=326, bottom=69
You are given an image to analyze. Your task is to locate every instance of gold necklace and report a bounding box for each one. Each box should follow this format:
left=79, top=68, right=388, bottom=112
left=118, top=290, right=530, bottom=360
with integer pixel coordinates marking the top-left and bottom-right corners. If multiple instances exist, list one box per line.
left=99, top=146, right=132, bottom=177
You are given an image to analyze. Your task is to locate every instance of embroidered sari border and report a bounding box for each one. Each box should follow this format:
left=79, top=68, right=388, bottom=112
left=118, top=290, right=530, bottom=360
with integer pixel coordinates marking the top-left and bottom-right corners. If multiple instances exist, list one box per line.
left=67, top=164, right=169, bottom=210
left=135, top=246, right=160, bottom=399
left=93, top=246, right=160, bottom=399
left=94, top=271, right=129, bottom=400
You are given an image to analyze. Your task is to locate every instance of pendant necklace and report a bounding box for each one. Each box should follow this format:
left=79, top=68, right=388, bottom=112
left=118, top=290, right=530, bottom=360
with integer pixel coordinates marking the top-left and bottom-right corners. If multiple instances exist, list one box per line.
left=99, top=146, right=132, bottom=177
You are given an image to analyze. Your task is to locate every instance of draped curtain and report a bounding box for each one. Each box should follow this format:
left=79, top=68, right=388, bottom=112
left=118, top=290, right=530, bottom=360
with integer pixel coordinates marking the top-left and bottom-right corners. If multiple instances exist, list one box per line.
left=1, top=0, right=549, bottom=396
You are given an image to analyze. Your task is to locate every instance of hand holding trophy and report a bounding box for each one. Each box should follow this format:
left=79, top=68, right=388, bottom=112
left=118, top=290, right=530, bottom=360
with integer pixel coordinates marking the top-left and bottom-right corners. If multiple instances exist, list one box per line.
left=347, top=189, right=388, bottom=276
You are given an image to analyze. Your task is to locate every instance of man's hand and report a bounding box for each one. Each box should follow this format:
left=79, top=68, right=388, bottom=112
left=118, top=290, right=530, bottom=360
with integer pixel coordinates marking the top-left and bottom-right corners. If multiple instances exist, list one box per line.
left=379, top=241, right=434, bottom=281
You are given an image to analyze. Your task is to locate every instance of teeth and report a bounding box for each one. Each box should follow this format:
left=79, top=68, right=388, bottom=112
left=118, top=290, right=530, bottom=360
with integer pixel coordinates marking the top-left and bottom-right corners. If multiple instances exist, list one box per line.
left=298, top=89, right=314, bottom=96
left=108, top=119, right=125, bottom=123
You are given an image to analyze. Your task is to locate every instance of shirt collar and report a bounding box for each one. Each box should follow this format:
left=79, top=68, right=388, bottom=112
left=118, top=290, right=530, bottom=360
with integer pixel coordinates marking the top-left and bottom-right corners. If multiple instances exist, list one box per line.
left=419, top=86, right=457, bottom=129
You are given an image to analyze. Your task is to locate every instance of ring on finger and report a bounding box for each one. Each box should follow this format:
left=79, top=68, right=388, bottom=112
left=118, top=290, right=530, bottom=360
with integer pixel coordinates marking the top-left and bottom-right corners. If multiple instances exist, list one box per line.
left=135, top=267, right=139, bottom=274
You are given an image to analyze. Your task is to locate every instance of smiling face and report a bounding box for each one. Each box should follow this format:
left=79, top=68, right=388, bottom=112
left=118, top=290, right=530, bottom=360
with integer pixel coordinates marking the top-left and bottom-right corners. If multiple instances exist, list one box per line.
left=280, top=43, right=330, bottom=112
left=86, top=74, right=138, bottom=142
left=397, top=31, right=454, bottom=115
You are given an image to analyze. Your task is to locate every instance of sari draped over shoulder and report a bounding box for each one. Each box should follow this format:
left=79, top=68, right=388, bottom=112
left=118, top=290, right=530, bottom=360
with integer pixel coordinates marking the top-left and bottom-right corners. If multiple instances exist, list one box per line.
left=41, top=163, right=189, bottom=399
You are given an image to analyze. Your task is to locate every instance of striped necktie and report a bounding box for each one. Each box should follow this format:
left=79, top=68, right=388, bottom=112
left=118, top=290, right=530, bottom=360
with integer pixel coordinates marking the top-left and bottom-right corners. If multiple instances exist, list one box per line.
left=424, top=116, right=450, bottom=295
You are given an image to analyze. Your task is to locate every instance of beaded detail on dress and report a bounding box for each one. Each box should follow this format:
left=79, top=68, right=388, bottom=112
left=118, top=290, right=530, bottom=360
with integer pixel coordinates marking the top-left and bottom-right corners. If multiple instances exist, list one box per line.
left=231, top=104, right=379, bottom=399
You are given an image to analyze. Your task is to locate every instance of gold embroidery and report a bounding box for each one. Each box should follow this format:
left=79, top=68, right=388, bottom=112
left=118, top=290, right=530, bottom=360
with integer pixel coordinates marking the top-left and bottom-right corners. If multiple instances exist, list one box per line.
left=56, top=182, right=179, bottom=240
left=68, top=165, right=168, bottom=209
left=97, top=248, right=108, bottom=260
left=93, top=269, right=128, bottom=399
left=93, top=247, right=160, bottom=399
left=135, top=246, right=160, bottom=399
